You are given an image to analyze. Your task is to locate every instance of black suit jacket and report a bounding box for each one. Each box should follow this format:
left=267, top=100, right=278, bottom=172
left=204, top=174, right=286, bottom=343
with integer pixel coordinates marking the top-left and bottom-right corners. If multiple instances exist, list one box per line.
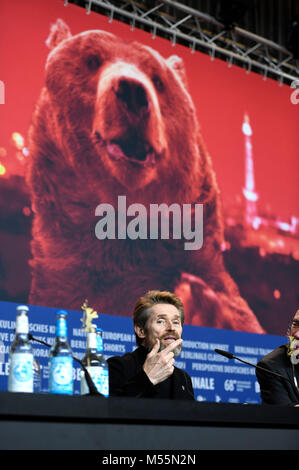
left=107, top=346, right=195, bottom=400
left=256, top=344, right=299, bottom=406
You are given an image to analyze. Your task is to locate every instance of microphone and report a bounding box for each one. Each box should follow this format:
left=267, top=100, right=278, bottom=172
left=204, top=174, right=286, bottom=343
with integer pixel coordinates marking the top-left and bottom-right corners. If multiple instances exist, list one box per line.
left=214, top=349, right=234, bottom=360
left=214, top=348, right=294, bottom=385
left=28, top=333, right=103, bottom=396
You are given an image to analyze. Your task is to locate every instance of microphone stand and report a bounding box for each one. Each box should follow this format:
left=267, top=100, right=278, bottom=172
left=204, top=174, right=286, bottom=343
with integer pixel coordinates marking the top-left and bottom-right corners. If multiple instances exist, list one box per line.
left=28, top=333, right=103, bottom=397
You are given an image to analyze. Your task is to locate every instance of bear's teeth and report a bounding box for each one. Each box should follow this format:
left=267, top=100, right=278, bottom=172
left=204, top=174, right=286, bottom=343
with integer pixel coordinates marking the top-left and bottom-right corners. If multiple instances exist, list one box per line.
left=106, top=140, right=156, bottom=166
left=106, top=142, right=124, bottom=160
left=149, top=152, right=156, bottom=166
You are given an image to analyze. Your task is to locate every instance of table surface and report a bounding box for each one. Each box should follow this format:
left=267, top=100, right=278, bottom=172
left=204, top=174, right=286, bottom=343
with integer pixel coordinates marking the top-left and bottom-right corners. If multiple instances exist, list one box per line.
left=0, top=391, right=298, bottom=427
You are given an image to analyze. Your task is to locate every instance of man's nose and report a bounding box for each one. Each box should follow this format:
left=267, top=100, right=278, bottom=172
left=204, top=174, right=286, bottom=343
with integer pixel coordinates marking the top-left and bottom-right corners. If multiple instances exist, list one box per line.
left=165, top=322, right=177, bottom=331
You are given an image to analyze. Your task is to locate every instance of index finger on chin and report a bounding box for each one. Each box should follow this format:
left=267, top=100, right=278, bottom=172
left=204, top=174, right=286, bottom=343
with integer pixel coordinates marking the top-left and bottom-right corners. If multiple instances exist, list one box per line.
left=161, top=338, right=182, bottom=354
left=148, top=338, right=160, bottom=356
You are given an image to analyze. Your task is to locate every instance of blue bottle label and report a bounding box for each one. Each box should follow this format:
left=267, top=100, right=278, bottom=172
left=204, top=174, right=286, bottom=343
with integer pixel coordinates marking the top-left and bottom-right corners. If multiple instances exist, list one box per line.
left=96, top=337, right=103, bottom=353
left=49, top=356, right=73, bottom=394
left=8, top=353, right=33, bottom=393
left=96, top=368, right=109, bottom=397
left=80, top=366, right=109, bottom=397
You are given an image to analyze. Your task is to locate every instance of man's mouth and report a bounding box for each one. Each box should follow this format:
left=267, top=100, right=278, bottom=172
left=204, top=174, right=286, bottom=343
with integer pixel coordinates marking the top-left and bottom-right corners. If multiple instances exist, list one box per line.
left=162, top=336, right=179, bottom=344
left=94, top=130, right=157, bottom=167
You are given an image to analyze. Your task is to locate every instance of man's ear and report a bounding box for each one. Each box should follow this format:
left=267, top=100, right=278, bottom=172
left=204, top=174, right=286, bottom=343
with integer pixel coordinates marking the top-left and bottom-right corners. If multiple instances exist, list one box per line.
left=134, top=325, right=146, bottom=340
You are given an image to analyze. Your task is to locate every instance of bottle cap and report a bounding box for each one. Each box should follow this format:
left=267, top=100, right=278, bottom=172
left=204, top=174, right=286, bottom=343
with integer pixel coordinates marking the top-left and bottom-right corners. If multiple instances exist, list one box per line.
left=16, top=305, right=29, bottom=313
left=57, top=310, right=68, bottom=316
left=15, top=309, right=29, bottom=334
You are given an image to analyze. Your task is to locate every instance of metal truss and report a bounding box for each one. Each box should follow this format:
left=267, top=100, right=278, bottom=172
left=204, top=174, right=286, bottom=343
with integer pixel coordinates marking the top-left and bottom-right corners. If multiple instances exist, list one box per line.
left=65, top=0, right=299, bottom=86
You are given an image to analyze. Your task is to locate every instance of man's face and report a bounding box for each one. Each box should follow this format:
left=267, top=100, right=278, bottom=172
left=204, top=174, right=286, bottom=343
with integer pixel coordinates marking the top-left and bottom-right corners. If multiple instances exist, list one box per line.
left=136, top=303, right=183, bottom=357
left=289, top=311, right=299, bottom=365
left=290, top=310, right=299, bottom=345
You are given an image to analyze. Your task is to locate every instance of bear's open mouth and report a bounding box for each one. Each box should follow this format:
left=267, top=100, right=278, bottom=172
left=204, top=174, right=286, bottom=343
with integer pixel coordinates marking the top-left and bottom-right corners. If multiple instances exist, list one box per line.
left=94, top=131, right=156, bottom=166
left=108, top=137, right=156, bottom=165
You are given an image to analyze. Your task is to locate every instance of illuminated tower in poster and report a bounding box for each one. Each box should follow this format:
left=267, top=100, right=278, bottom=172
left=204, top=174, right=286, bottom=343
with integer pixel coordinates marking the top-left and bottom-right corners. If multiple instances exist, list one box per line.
left=242, top=113, right=259, bottom=226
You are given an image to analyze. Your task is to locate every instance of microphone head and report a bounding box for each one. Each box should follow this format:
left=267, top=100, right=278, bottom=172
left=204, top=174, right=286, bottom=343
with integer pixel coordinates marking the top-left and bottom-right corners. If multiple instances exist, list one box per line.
left=214, top=348, right=234, bottom=359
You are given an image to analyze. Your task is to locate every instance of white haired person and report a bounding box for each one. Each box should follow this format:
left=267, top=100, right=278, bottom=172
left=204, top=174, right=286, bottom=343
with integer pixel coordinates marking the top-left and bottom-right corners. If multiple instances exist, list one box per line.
left=256, top=309, right=299, bottom=406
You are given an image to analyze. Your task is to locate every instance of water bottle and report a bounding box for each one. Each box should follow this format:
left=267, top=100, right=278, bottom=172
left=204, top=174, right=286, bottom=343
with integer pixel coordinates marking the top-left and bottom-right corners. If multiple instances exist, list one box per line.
left=49, top=311, right=73, bottom=395
left=33, top=357, right=41, bottom=393
left=8, top=305, right=33, bottom=393
left=95, top=327, right=109, bottom=397
left=80, top=327, right=109, bottom=397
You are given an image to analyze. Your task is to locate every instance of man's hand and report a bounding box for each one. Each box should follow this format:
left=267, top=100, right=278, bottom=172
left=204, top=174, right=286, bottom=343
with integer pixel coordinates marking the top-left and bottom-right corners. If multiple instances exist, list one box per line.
left=143, top=338, right=182, bottom=385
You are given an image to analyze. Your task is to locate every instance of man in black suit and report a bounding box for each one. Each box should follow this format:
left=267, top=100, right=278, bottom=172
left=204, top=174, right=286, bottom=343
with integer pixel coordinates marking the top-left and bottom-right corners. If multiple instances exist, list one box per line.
left=256, top=309, right=299, bottom=406
left=107, top=290, right=194, bottom=400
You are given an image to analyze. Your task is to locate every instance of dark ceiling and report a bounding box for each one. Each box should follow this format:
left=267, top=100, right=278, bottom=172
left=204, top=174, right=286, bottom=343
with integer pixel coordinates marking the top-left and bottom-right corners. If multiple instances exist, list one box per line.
left=179, top=0, right=299, bottom=50
left=70, top=0, right=299, bottom=48
left=69, top=0, right=299, bottom=82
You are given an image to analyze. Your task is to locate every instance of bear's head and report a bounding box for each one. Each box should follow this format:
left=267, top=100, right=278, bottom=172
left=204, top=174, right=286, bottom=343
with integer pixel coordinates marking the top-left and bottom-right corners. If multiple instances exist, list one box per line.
left=41, top=19, right=203, bottom=204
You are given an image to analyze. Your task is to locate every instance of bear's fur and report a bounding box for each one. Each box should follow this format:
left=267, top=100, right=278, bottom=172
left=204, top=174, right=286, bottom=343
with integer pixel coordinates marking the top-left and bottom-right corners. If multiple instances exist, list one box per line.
left=26, top=19, right=264, bottom=333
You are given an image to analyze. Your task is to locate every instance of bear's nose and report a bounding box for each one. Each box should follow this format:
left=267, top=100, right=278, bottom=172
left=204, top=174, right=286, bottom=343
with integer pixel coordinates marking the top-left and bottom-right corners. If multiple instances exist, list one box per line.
left=116, top=79, right=149, bottom=116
